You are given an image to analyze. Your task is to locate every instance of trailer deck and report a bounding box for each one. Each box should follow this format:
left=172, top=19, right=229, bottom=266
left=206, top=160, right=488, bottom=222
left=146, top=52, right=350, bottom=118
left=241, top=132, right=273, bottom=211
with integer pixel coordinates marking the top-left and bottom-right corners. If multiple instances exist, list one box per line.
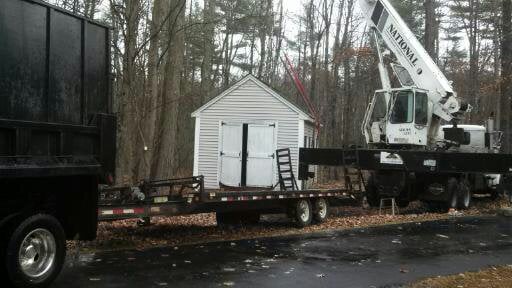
left=98, top=176, right=350, bottom=221
left=298, top=148, right=512, bottom=176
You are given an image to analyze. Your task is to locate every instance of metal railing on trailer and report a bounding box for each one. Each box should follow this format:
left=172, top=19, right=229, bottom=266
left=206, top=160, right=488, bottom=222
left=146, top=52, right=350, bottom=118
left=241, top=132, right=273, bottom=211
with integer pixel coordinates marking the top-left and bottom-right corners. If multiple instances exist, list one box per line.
left=98, top=176, right=205, bottom=220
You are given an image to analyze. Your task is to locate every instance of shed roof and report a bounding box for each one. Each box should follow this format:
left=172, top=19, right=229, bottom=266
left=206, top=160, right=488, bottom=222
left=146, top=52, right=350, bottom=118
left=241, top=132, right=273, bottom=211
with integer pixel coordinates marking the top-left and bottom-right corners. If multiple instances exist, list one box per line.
left=191, top=74, right=314, bottom=122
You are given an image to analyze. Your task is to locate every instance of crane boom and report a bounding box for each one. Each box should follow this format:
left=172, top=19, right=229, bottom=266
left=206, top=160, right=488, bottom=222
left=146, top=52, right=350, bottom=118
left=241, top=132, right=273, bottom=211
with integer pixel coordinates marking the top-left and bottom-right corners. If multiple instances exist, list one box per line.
left=358, top=0, right=463, bottom=122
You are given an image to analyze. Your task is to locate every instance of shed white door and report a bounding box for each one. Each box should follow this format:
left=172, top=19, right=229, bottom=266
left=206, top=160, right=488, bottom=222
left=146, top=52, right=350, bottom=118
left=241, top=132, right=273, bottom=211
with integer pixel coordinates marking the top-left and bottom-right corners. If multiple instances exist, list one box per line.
left=246, top=123, right=276, bottom=187
left=219, top=123, right=242, bottom=187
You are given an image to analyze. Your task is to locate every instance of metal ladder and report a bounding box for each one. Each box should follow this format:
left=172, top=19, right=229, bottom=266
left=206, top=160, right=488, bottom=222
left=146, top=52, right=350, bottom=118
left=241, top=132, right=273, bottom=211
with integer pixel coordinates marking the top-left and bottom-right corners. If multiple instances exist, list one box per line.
left=276, top=148, right=299, bottom=191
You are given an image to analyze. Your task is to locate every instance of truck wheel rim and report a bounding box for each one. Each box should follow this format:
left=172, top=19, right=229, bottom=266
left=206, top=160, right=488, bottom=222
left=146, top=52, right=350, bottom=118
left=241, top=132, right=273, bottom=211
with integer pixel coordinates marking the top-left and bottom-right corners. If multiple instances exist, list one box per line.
left=462, top=185, right=470, bottom=207
left=18, top=228, right=56, bottom=279
left=450, top=191, right=457, bottom=208
left=299, top=201, right=310, bottom=222
left=317, top=200, right=327, bottom=218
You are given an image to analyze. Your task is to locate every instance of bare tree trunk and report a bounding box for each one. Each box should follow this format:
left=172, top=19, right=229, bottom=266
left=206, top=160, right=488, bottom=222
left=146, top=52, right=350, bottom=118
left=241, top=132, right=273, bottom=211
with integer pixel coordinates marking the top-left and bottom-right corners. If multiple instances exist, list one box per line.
left=200, top=0, right=215, bottom=103
left=469, top=0, right=480, bottom=115
left=115, top=0, right=142, bottom=184
left=502, top=0, right=512, bottom=153
left=150, top=0, right=186, bottom=179
left=136, top=0, right=165, bottom=179
left=424, top=0, right=438, bottom=61
left=270, top=0, right=284, bottom=84
left=257, top=0, right=272, bottom=80
left=340, top=0, right=354, bottom=146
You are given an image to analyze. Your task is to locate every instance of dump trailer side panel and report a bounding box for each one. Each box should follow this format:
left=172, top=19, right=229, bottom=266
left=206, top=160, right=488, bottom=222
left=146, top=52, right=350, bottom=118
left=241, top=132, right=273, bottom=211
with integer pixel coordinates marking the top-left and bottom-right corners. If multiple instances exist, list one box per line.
left=0, top=0, right=110, bottom=125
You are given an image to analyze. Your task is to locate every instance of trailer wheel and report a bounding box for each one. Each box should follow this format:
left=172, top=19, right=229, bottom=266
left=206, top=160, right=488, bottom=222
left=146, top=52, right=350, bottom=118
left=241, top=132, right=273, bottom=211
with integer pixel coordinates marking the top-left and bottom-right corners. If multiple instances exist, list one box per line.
left=6, top=214, right=66, bottom=288
left=365, top=174, right=380, bottom=208
left=313, top=198, right=329, bottom=223
left=294, top=199, right=313, bottom=227
left=457, top=179, right=472, bottom=210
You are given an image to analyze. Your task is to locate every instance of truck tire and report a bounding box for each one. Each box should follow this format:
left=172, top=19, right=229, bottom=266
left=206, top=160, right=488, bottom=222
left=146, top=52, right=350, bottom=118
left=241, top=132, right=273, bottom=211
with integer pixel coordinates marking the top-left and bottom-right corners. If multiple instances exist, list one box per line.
left=294, top=199, right=313, bottom=227
left=6, top=214, right=66, bottom=288
left=444, top=178, right=459, bottom=211
left=365, top=174, right=380, bottom=208
left=313, top=198, right=329, bottom=223
left=457, top=179, right=472, bottom=210
left=0, top=225, right=8, bottom=281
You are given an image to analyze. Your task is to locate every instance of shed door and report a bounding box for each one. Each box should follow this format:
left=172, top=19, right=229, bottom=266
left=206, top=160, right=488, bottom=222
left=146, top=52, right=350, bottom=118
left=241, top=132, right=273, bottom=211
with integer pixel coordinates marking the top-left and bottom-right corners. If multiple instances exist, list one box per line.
left=246, top=123, right=276, bottom=187
left=220, top=123, right=243, bottom=187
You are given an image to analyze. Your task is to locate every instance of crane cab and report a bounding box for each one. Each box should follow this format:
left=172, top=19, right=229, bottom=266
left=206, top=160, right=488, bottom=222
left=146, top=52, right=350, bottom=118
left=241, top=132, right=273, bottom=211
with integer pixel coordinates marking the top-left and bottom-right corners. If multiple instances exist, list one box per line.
left=363, top=87, right=431, bottom=147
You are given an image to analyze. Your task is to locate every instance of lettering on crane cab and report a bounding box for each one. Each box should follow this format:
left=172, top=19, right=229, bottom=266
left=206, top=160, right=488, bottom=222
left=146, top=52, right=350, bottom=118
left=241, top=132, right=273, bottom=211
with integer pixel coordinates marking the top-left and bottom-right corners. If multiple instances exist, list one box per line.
left=386, top=24, right=420, bottom=71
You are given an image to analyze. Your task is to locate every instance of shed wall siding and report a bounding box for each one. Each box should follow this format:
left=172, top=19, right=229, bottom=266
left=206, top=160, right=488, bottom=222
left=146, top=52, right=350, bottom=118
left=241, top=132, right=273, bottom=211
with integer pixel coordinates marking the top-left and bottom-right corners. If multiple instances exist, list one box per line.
left=197, top=79, right=300, bottom=189
left=304, top=122, right=315, bottom=147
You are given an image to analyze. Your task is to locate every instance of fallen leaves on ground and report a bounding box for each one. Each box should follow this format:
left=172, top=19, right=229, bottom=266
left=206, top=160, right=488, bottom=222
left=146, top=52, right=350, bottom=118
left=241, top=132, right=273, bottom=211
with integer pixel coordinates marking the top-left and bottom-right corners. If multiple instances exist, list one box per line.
left=68, top=198, right=510, bottom=252
left=409, top=266, right=512, bottom=288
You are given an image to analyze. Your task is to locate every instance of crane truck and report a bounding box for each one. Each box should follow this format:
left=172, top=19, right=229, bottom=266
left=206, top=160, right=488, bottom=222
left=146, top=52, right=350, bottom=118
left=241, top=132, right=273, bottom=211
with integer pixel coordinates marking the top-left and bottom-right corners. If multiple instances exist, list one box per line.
left=299, top=0, right=512, bottom=210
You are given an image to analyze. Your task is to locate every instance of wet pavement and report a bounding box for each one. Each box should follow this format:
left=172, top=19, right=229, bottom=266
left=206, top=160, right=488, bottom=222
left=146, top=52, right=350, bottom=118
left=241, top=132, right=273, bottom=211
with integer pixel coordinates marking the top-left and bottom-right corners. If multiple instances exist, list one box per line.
left=54, top=216, right=512, bottom=288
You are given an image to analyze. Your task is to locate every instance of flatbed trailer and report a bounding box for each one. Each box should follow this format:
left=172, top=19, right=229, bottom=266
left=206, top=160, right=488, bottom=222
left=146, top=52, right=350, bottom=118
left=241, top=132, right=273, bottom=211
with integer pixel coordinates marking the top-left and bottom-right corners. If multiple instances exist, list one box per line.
left=299, top=148, right=512, bottom=209
left=98, top=176, right=350, bottom=227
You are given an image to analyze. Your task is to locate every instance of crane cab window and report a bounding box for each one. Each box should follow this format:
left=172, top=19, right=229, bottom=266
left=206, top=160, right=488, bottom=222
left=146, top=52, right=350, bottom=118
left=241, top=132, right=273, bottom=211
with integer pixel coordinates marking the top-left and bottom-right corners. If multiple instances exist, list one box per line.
left=370, top=92, right=387, bottom=122
left=390, top=91, right=414, bottom=123
left=415, top=92, right=428, bottom=125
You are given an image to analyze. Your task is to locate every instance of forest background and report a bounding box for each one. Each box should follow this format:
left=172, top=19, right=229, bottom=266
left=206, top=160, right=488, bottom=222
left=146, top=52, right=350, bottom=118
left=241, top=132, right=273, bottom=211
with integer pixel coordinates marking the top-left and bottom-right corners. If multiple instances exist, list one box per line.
left=45, top=0, right=512, bottom=183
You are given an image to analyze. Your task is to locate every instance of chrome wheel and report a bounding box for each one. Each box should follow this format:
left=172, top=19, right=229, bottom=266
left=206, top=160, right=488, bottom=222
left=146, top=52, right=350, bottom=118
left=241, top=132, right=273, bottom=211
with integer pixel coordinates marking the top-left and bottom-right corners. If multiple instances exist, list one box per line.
left=449, top=190, right=458, bottom=208
left=18, top=228, right=56, bottom=280
left=299, top=200, right=310, bottom=223
left=458, top=180, right=471, bottom=209
left=316, top=199, right=327, bottom=219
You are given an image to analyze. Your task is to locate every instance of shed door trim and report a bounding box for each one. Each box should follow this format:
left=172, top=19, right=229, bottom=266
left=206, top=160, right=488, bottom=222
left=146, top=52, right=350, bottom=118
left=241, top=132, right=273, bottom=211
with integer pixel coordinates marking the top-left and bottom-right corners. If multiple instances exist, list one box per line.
left=218, top=122, right=243, bottom=187
left=246, top=122, right=277, bottom=188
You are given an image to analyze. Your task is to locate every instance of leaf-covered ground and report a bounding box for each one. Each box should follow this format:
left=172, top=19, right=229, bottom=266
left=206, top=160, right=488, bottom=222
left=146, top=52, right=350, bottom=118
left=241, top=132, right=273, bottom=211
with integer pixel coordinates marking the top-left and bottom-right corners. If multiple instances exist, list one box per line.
left=409, top=265, right=512, bottom=288
left=69, top=197, right=510, bottom=252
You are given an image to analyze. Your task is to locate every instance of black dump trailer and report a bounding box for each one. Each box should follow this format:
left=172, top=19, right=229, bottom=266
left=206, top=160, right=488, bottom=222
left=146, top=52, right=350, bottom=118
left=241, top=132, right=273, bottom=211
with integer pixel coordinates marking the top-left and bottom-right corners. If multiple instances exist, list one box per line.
left=0, top=0, right=115, bottom=287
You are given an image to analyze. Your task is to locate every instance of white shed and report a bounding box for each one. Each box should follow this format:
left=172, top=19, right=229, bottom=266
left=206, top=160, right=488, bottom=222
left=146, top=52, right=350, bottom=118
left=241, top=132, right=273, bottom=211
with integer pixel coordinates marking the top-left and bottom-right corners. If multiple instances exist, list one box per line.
left=192, top=75, right=316, bottom=190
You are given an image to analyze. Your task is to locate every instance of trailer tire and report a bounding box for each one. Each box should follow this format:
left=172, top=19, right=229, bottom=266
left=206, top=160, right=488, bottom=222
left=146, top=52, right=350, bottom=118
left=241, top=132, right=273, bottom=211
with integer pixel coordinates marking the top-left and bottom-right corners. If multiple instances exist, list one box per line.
left=457, top=179, right=472, bottom=210
left=313, top=198, right=329, bottom=223
left=294, top=199, right=313, bottom=227
left=6, top=214, right=66, bottom=288
left=365, top=174, right=380, bottom=208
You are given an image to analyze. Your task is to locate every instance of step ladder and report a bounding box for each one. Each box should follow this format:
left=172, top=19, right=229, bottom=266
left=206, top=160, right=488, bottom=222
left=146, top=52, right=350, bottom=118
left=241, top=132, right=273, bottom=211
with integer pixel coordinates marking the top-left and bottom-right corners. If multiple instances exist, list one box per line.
left=379, top=197, right=399, bottom=215
left=276, top=148, right=299, bottom=191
